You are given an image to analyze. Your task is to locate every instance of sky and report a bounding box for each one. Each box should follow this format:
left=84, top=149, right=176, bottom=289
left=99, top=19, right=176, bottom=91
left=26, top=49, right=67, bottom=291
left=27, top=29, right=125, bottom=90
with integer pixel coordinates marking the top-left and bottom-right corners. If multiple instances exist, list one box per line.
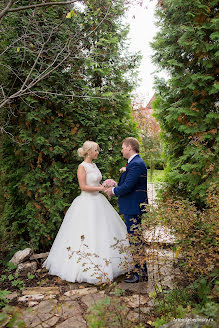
left=125, top=0, right=159, bottom=105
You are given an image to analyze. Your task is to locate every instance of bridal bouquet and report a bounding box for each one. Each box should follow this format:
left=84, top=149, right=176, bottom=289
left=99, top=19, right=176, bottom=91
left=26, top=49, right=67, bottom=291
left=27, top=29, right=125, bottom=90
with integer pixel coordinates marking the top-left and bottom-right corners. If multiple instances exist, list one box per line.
left=102, top=179, right=117, bottom=188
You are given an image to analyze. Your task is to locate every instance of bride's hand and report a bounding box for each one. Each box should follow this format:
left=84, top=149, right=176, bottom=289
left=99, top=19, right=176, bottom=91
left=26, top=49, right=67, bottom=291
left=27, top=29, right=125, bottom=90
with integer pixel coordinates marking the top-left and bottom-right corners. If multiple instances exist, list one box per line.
left=120, top=167, right=126, bottom=173
left=102, top=186, right=109, bottom=193
left=98, top=185, right=105, bottom=192
left=104, top=187, right=113, bottom=199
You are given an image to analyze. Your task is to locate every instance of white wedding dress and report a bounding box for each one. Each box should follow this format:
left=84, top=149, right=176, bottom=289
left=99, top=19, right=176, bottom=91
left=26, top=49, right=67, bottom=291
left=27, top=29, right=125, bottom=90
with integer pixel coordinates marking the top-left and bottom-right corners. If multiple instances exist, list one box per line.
left=43, top=161, right=131, bottom=284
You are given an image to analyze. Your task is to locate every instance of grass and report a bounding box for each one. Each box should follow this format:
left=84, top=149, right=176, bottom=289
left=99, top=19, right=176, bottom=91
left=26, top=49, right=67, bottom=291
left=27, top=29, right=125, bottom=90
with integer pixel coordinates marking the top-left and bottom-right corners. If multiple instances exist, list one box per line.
left=147, top=169, right=165, bottom=183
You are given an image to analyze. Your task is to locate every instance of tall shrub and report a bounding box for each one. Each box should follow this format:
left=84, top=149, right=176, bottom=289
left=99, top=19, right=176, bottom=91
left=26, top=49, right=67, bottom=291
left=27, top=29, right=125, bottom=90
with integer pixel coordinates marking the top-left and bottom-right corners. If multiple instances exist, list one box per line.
left=151, top=0, right=218, bottom=205
left=0, top=0, right=138, bottom=252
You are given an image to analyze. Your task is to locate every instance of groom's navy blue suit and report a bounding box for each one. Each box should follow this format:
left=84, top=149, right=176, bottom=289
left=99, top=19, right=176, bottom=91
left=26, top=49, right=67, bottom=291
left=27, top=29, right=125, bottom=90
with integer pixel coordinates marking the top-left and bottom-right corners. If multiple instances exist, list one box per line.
left=114, top=154, right=148, bottom=278
left=114, top=154, right=148, bottom=230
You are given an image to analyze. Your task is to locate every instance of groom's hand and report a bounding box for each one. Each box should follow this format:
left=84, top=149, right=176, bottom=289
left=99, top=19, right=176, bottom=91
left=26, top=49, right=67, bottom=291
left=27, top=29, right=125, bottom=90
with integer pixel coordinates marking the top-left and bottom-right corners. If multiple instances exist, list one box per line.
left=105, top=187, right=113, bottom=198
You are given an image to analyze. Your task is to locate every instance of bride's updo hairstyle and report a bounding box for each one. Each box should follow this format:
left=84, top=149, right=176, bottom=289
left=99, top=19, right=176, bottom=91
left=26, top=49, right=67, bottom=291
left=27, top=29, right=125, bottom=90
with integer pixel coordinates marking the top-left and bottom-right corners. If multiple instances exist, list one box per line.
left=77, top=141, right=100, bottom=158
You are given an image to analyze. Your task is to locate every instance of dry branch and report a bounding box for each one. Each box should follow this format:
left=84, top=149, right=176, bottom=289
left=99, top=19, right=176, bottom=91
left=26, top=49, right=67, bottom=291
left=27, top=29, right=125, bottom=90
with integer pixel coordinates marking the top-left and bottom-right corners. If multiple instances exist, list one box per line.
left=0, top=1, right=80, bottom=20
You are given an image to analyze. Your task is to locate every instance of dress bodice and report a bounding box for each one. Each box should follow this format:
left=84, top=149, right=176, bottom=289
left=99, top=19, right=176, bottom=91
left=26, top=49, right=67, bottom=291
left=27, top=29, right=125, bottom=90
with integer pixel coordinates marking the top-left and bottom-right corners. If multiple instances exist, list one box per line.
left=80, top=162, right=102, bottom=195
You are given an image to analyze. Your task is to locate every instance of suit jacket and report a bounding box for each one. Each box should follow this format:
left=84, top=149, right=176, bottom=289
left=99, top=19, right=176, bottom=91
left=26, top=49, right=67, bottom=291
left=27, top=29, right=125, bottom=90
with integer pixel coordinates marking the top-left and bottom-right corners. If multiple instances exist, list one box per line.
left=114, top=155, right=148, bottom=215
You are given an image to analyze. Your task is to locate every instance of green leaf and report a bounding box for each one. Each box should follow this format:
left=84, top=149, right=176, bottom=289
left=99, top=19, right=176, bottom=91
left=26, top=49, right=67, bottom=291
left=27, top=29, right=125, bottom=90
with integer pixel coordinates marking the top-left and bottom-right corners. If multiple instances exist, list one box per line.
left=210, top=31, right=219, bottom=40
left=66, top=10, right=76, bottom=19
left=8, top=274, right=14, bottom=281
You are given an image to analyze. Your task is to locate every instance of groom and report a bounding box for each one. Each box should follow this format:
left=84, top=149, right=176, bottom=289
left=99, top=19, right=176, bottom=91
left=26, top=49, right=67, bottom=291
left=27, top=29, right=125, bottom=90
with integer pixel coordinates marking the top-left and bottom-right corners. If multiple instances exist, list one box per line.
left=105, top=137, right=148, bottom=283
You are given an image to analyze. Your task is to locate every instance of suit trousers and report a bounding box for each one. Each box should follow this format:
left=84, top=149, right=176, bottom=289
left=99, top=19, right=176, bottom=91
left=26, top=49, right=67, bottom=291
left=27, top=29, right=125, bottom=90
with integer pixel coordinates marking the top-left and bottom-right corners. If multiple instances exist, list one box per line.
left=124, top=214, right=148, bottom=276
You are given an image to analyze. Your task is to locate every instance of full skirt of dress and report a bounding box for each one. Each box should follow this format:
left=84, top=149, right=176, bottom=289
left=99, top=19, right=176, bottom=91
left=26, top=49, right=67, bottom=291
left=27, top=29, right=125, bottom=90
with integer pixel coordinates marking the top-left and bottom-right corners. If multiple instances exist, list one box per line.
left=43, top=191, right=131, bottom=284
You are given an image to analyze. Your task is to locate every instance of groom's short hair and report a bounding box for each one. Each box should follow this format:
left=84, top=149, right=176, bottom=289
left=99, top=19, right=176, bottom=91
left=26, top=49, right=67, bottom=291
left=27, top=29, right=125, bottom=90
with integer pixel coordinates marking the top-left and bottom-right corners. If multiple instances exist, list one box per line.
left=122, top=137, right=140, bottom=153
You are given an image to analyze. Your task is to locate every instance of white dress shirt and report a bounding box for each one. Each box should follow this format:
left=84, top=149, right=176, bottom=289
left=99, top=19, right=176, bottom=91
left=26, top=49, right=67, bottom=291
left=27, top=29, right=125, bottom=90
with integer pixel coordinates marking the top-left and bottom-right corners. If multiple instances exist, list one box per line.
left=127, top=153, right=138, bottom=163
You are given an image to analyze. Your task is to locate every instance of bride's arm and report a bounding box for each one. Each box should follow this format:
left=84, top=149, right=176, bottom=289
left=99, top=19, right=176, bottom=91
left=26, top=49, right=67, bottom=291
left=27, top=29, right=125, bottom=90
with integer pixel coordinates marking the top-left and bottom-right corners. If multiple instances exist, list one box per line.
left=77, top=165, right=104, bottom=192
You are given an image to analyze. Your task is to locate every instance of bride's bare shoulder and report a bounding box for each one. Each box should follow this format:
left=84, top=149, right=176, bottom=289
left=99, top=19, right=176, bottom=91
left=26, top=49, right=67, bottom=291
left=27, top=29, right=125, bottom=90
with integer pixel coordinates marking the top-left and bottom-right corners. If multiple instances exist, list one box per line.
left=77, top=163, right=86, bottom=178
left=78, top=162, right=85, bottom=169
left=78, top=162, right=86, bottom=170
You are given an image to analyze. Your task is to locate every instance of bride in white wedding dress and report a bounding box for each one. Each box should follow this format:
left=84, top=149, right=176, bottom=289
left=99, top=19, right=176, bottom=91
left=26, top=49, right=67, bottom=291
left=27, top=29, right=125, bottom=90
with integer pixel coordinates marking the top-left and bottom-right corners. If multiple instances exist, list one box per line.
left=43, top=141, right=131, bottom=284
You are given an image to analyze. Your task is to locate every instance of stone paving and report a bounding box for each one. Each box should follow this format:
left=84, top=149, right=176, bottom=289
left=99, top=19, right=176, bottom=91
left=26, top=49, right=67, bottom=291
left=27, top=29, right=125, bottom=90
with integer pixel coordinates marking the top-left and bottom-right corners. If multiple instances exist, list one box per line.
left=7, top=284, right=152, bottom=327
left=5, top=247, right=180, bottom=327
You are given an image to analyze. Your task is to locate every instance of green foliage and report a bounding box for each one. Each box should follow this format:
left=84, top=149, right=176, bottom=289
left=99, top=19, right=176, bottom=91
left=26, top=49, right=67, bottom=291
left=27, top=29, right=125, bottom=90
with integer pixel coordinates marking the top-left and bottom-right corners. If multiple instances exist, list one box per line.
left=153, top=317, right=168, bottom=328
left=151, top=274, right=219, bottom=327
left=141, top=183, right=218, bottom=325
left=143, top=183, right=218, bottom=279
left=0, top=269, right=24, bottom=310
left=0, top=265, right=24, bottom=309
left=195, top=301, right=219, bottom=321
left=151, top=0, right=218, bottom=206
left=150, top=285, right=191, bottom=325
left=141, top=137, right=164, bottom=170
left=0, top=290, right=11, bottom=308
left=0, top=262, right=37, bottom=310
left=86, top=292, right=144, bottom=328
left=6, top=262, right=17, bottom=271
left=147, top=169, right=165, bottom=183
left=0, top=306, right=25, bottom=328
left=0, top=0, right=138, bottom=252
left=27, top=273, right=35, bottom=280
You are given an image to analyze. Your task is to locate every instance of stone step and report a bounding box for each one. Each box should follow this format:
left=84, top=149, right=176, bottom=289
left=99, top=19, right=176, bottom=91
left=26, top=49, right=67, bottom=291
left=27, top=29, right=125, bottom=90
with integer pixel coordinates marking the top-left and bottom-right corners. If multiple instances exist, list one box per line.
left=144, top=225, right=176, bottom=245
left=30, top=252, right=49, bottom=261
left=22, top=286, right=60, bottom=295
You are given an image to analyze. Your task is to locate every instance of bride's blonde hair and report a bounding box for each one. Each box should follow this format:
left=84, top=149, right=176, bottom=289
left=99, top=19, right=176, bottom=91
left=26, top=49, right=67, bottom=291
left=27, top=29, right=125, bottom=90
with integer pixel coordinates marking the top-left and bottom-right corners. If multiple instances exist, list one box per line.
left=77, top=141, right=100, bottom=158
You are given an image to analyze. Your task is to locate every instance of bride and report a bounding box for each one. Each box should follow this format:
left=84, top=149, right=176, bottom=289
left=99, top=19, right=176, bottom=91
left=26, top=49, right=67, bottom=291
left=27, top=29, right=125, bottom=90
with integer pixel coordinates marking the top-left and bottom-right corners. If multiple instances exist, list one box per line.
left=43, top=141, right=131, bottom=284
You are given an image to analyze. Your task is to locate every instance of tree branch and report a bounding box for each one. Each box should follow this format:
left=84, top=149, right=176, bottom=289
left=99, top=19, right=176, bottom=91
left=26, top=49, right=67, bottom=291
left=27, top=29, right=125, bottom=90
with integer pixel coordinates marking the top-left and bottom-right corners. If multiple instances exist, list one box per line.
left=0, top=1, right=115, bottom=112
left=0, top=1, right=80, bottom=20
left=0, top=0, right=14, bottom=20
left=0, top=41, right=71, bottom=110
left=28, top=90, right=109, bottom=100
left=19, top=25, right=59, bottom=91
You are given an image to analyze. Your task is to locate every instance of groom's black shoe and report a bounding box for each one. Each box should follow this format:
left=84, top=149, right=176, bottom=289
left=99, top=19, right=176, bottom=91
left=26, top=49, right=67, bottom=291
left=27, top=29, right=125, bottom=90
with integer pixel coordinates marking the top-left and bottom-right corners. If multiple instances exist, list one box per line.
left=124, top=272, right=148, bottom=283
left=125, top=273, right=139, bottom=283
